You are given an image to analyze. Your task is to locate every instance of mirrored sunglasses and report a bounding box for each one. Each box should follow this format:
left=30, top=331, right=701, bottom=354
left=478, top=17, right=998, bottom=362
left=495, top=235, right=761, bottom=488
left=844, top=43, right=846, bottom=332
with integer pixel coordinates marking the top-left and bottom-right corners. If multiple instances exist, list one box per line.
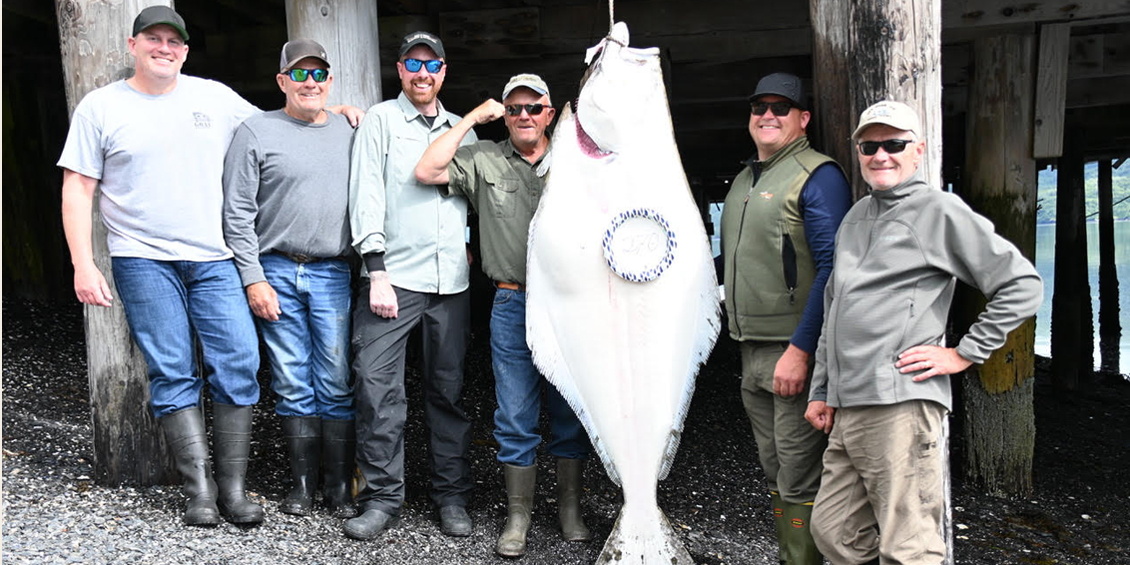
left=857, top=139, right=914, bottom=156
left=750, top=101, right=795, bottom=116
left=505, top=103, right=546, bottom=116
left=403, top=58, right=444, bottom=73
left=286, top=68, right=329, bottom=83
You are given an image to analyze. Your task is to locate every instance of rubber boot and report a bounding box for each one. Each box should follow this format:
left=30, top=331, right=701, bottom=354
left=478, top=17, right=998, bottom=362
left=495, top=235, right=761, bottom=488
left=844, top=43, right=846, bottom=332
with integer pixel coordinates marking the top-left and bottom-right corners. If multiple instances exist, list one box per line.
left=780, top=500, right=823, bottom=565
left=322, top=418, right=357, bottom=518
left=556, top=458, right=591, bottom=541
left=279, top=416, right=321, bottom=516
left=160, top=407, right=221, bottom=526
left=495, top=464, right=537, bottom=558
left=771, top=491, right=788, bottom=564
left=212, top=403, right=264, bottom=524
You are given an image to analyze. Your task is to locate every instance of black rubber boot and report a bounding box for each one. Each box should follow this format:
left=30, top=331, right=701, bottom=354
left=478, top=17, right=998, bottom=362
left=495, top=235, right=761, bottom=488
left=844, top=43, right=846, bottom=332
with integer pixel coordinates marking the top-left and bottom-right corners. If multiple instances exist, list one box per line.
left=160, top=407, right=220, bottom=526
left=212, top=403, right=264, bottom=524
left=496, top=464, right=536, bottom=557
left=321, top=418, right=357, bottom=518
left=279, top=416, right=321, bottom=516
left=556, top=458, right=591, bottom=542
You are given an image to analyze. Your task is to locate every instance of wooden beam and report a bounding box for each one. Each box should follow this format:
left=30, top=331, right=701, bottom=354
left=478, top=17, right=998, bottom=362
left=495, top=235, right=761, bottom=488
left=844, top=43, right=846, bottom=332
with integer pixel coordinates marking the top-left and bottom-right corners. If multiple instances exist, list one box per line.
left=284, top=0, right=382, bottom=109
left=1033, top=23, right=1071, bottom=158
left=944, top=0, right=1130, bottom=28
left=1051, top=127, right=1092, bottom=391
left=1096, top=159, right=1121, bottom=375
left=1066, top=74, right=1130, bottom=107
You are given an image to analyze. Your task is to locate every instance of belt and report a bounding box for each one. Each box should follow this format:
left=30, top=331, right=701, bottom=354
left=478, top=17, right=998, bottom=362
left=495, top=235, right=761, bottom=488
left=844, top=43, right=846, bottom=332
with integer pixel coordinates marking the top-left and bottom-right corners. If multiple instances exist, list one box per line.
left=279, top=252, right=340, bottom=264
left=494, top=281, right=525, bottom=291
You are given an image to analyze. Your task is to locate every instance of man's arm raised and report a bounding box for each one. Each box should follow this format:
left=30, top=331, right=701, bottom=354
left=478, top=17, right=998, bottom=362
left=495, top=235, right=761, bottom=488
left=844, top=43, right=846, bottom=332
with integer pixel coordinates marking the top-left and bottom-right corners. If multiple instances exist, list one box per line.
left=415, top=99, right=506, bottom=185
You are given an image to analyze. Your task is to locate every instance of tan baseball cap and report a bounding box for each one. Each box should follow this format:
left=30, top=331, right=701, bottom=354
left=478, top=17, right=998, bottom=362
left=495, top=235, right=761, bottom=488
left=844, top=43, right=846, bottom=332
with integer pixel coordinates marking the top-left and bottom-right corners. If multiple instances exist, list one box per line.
left=502, top=74, right=550, bottom=100
left=852, top=100, right=921, bottom=140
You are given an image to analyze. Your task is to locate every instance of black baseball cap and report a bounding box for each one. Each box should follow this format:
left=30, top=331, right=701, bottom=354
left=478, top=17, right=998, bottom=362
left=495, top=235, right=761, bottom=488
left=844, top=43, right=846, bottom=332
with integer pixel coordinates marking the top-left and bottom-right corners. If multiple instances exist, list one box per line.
left=398, top=31, right=445, bottom=59
left=749, top=72, right=805, bottom=109
left=132, top=5, right=189, bottom=41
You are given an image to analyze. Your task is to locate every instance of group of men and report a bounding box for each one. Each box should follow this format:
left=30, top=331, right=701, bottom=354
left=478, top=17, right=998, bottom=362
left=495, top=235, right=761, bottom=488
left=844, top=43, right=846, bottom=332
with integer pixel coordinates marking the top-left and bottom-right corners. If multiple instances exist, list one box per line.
left=59, top=5, right=1043, bottom=565
left=722, top=74, right=1042, bottom=565
left=59, top=5, right=589, bottom=557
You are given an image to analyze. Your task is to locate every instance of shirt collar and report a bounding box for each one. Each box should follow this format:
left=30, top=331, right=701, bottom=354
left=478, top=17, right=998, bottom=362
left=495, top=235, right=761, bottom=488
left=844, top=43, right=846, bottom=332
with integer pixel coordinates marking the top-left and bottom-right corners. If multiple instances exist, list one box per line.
left=395, top=91, right=455, bottom=128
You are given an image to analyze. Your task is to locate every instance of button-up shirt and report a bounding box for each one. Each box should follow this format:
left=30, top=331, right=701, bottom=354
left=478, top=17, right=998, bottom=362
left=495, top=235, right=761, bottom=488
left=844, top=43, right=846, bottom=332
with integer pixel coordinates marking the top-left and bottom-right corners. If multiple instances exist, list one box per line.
left=444, top=138, right=547, bottom=284
left=349, top=92, right=478, bottom=294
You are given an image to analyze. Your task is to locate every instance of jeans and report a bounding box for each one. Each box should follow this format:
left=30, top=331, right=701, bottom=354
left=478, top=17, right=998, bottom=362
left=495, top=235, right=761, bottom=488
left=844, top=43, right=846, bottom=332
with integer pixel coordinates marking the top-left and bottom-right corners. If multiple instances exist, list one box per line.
left=258, top=254, right=354, bottom=420
left=490, top=287, right=590, bottom=467
left=112, top=257, right=260, bottom=418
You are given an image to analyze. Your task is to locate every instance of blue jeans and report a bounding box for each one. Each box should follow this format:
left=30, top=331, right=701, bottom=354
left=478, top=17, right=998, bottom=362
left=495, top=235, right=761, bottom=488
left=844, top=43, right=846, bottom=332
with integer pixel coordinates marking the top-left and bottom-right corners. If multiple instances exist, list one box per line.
left=258, top=254, right=354, bottom=419
left=112, top=257, right=260, bottom=418
left=490, top=288, right=590, bottom=466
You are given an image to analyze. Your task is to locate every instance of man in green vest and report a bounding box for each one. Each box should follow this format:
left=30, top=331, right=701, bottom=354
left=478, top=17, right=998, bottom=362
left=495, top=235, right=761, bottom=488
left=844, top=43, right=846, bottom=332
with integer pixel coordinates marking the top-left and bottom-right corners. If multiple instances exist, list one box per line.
left=720, top=72, right=852, bottom=564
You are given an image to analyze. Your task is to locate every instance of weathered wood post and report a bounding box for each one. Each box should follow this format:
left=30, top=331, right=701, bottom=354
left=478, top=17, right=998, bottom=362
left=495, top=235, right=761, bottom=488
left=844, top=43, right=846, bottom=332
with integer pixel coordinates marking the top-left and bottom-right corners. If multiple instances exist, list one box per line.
left=808, top=0, right=950, bottom=562
left=1097, top=159, right=1120, bottom=376
left=284, top=0, right=382, bottom=110
left=1051, top=128, right=1091, bottom=391
left=54, top=0, right=176, bottom=485
left=957, top=33, right=1037, bottom=497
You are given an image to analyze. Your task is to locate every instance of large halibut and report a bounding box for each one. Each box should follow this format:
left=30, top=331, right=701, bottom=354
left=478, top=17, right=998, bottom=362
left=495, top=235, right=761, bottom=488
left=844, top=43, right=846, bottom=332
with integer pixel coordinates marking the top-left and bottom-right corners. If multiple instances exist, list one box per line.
left=525, top=22, right=721, bottom=565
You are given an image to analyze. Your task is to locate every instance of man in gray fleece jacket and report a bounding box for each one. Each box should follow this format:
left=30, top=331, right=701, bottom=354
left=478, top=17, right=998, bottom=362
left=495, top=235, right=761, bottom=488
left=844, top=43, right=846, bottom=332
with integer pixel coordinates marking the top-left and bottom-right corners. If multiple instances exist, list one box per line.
left=804, top=101, right=1042, bottom=565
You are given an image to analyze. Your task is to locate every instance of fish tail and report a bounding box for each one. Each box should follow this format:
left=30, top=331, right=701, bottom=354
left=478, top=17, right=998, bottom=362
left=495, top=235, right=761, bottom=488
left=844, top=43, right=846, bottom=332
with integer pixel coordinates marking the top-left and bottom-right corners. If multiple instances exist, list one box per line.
left=595, top=503, right=695, bottom=565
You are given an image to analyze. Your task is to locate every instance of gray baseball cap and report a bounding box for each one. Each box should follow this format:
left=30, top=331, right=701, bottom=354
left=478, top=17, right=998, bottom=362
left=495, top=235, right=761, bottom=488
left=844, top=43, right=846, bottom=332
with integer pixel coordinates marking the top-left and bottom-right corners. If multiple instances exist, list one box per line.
left=132, top=5, right=189, bottom=41
left=398, top=31, right=445, bottom=59
left=502, top=74, right=550, bottom=100
left=748, top=72, right=805, bottom=108
left=280, top=39, right=330, bottom=73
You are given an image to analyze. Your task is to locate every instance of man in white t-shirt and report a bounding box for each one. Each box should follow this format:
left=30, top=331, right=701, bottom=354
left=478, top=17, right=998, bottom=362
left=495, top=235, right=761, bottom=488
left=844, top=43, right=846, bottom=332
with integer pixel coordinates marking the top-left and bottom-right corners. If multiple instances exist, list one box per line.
left=57, top=5, right=264, bottom=527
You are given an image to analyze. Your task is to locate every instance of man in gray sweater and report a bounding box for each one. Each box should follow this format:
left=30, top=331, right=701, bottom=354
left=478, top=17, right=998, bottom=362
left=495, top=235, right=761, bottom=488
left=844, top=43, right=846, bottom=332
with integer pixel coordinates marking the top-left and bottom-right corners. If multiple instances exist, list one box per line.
left=222, top=39, right=357, bottom=520
left=805, top=101, right=1042, bottom=565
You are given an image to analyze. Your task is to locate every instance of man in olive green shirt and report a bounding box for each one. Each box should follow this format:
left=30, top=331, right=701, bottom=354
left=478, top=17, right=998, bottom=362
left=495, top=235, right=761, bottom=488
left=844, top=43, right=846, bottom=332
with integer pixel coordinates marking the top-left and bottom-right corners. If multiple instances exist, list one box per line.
left=416, top=74, right=591, bottom=558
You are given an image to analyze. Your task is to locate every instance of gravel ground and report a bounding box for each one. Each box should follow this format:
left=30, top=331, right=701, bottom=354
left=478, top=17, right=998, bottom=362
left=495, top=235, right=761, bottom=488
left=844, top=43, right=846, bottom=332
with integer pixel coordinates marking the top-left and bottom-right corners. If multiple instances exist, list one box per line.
left=2, top=297, right=1128, bottom=564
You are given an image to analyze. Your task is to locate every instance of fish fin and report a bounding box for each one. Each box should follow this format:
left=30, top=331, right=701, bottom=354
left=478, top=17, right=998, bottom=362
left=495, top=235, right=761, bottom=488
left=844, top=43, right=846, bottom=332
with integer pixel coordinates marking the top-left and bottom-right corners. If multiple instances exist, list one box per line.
left=658, top=245, right=723, bottom=481
left=595, top=503, right=695, bottom=565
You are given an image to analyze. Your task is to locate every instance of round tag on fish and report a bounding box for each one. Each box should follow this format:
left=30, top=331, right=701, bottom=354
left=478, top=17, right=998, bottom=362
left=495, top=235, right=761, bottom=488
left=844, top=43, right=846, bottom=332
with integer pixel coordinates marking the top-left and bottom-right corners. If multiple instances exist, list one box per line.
left=602, top=208, right=676, bottom=283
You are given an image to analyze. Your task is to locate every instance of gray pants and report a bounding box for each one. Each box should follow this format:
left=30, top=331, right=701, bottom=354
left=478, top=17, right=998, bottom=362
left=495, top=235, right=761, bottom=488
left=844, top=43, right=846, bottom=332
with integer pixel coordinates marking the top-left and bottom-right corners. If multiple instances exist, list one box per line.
left=811, top=400, right=947, bottom=565
left=351, top=283, right=472, bottom=515
left=740, top=341, right=827, bottom=503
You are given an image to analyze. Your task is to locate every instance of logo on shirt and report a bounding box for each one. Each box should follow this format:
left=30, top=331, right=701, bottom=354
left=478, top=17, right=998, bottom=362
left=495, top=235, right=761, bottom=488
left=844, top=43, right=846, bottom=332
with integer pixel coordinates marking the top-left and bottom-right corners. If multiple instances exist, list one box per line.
left=759, top=191, right=774, bottom=200
left=193, top=112, right=212, bottom=129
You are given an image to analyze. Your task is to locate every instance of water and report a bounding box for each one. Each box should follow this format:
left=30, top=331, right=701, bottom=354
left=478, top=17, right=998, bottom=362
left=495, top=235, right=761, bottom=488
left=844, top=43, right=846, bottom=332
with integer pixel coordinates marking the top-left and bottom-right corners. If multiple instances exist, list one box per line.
left=1034, top=221, right=1130, bottom=375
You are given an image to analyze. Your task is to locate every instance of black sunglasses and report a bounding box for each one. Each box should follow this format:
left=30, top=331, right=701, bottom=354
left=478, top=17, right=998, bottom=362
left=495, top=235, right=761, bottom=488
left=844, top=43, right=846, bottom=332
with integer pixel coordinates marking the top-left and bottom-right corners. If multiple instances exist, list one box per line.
left=286, top=68, right=329, bottom=83
left=857, top=139, right=914, bottom=156
left=750, top=101, right=795, bottom=116
left=505, top=103, right=546, bottom=116
left=402, top=58, right=444, bottom=73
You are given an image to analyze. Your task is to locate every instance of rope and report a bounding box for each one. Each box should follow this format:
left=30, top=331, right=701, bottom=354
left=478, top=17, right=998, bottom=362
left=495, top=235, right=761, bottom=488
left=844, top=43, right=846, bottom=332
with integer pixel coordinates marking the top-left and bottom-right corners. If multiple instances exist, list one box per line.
left=608, top=0, right=614, bottom=32
left=1086, top=194, right=1130, bottom=219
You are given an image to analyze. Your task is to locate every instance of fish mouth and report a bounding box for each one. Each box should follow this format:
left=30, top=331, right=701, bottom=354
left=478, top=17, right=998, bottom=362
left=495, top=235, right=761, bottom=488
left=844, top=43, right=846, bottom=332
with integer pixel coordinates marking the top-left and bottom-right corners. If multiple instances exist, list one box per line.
left=573, top=100, right=612, bottom=159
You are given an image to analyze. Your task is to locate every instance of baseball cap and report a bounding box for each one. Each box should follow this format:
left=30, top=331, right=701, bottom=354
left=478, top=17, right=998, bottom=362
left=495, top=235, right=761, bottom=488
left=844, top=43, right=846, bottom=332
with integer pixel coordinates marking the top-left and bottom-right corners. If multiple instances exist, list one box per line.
left=852, top=100, right=921, bottom=140
left=502, top=74, right=550, bottom=100
left=749, top=72, right=804, bottom=108
left=398, top=31, right=445, bottom=59
left=280, top=39, right=331, bottom=72
left=132, top=5, right=189, bottom=41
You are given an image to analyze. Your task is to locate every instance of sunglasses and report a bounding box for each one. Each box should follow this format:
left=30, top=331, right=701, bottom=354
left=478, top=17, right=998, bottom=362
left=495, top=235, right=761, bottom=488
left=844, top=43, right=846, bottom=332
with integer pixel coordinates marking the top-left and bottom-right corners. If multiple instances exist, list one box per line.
left=402, top=58, right=444, bottom=73
left=750, top=101, right=795, bottom=116
left=857, top=139, right=914, bottom=156
left=285, top=68, right=329, bottom=83
left=505, top=103, right=546, bottom=116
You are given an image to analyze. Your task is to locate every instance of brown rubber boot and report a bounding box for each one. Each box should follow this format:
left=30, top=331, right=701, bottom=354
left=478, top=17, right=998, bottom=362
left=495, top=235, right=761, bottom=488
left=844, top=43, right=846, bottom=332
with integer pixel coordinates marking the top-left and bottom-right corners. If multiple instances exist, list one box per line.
left=495, top=464, right=537, bottom=558
left=556, top=458, right=592, bottom=541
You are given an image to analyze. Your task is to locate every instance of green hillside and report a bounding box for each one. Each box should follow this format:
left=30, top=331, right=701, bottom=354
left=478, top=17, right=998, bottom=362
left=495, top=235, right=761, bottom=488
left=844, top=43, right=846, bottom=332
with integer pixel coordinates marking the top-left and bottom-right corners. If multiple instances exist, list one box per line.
left=1036, top=161, right=1130, bottom=224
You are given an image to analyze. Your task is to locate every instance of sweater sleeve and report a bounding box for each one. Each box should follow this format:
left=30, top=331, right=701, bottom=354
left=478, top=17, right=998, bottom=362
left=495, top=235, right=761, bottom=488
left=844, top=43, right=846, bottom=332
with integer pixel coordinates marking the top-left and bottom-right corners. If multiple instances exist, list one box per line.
left=221, top=122, right=265, bottom=287
left=791, top=163, right=852, bottom=353
left=929, top=194, right=1044, bottom=364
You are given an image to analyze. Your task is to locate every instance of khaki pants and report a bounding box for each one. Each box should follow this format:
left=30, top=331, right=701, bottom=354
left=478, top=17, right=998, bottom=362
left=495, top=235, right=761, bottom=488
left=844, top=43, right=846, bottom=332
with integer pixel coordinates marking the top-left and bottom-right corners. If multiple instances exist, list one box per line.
left=740, top=341, right=827, bottom=503
left=811, top=400, right=947, bottom=565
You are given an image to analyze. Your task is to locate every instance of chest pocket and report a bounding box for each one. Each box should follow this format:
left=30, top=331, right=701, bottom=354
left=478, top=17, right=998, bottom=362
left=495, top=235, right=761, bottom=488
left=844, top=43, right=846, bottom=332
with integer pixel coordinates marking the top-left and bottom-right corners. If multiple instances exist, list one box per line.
left=486, top=174, right=522, bottom=219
